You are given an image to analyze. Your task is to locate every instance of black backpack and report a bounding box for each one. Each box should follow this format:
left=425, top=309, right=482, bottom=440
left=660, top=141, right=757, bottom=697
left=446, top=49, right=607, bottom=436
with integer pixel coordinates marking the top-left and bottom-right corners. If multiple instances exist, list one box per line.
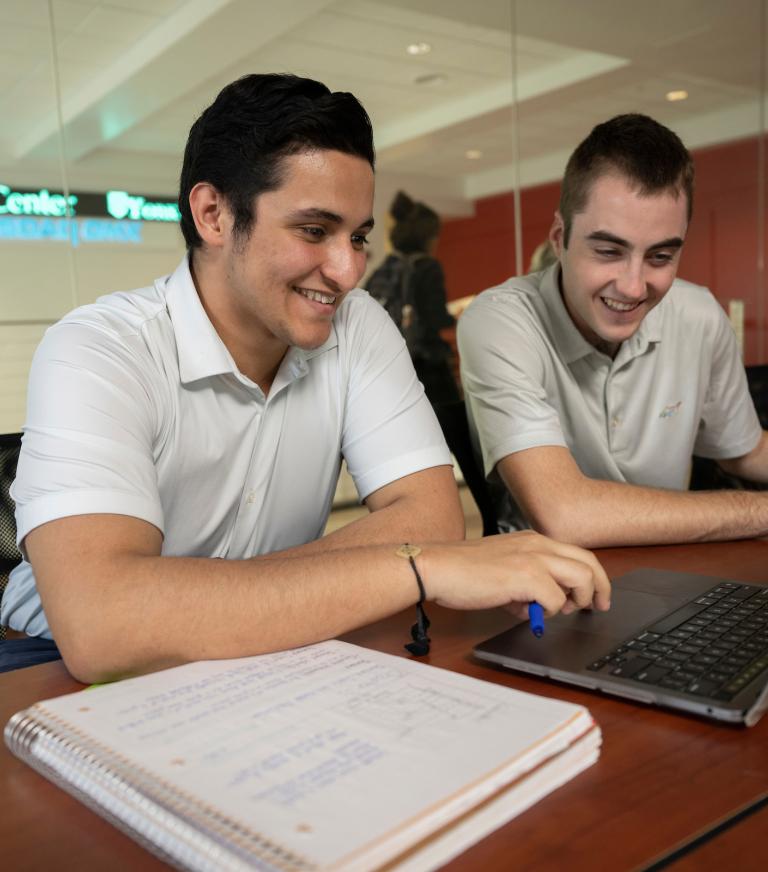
left=366, top=253, right=422, bottom=340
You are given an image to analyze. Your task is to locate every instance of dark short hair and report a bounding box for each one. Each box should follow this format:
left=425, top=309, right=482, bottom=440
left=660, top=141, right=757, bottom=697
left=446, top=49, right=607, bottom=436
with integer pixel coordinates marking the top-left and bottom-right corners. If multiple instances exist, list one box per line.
left=178, top=73, right=375, bottom=249
left=388, top=190, right=440, bottom=254
left=559, top=114, right=694, bottom=246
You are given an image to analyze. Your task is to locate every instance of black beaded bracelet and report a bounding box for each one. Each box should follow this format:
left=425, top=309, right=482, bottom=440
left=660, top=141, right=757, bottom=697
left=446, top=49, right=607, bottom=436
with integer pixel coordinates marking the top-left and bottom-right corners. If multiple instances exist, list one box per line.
left=396, top=544, right=431, bottom=657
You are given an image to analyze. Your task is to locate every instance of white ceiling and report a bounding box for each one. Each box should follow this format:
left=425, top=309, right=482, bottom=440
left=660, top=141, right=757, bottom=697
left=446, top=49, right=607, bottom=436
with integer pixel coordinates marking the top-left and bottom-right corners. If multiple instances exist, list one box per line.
left=0, top=0, right=765, bottom=217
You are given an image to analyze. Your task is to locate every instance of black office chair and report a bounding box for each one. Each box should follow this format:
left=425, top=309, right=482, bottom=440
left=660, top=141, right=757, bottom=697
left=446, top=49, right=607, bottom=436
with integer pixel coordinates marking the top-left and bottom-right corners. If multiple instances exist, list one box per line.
left=0, top=433, right=23, bottom=641
left=745, top=363, right=768, bottom=429
left=690, top=364, right=768, bottom=491
left=433, top=401, right=498, bottom=536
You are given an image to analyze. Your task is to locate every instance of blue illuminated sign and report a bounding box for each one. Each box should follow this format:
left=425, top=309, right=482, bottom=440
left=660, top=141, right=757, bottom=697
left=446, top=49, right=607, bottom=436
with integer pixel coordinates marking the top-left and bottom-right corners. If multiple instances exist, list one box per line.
left=0, top=184, right=78, bottom=217
left=0, top=183, right=179, bottom=223
left=0, top=182, right=179, bottom=245
left=0, top=216, right=143, bottom=246
left=106, top=190, right=180, bottom=222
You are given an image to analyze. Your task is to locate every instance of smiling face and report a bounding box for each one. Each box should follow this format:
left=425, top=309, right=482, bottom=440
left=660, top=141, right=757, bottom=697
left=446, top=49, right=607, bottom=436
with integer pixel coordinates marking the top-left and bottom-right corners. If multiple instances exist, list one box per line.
left=550, top=172, right=688, bottom=357
left=219, top=148, right=374, bottom=356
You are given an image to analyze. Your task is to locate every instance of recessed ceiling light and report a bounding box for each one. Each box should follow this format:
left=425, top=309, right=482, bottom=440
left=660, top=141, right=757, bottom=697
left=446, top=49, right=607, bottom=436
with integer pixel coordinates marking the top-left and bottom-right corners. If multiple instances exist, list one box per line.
left=666, top=89, right=689, bottom=102
left=465, top=149, right=483, bottom=160
left=413, top=73, right=446, bottom=86
left=406, top=42, right=431, bottom=55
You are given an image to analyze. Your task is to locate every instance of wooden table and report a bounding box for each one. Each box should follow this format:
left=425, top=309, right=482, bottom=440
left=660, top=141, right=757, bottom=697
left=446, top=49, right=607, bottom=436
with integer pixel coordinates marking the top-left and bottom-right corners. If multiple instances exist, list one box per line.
left=2, top=540, right=768, bottom=871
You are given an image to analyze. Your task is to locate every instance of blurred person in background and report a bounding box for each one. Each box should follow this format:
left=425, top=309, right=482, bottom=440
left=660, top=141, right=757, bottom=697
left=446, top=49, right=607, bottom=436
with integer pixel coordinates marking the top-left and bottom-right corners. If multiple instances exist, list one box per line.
left=367, top=191, right=460, bottom=405
left=529, top=239, right=558, bottom=273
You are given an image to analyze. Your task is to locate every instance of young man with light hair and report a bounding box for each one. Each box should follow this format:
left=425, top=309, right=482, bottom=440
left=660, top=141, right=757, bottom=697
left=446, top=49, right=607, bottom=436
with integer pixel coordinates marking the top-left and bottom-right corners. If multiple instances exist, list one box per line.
left=459, top=113, right=768, bottom=547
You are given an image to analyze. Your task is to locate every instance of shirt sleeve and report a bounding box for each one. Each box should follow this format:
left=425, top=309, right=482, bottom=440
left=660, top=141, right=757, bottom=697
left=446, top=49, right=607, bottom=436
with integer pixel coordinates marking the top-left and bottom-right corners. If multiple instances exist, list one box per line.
left=458, top=294, right=567, bottom=477
left=693, top=302, right=762, bottom=459
left=13, top=320, right=164, bottom=551
left=339, top=293, right=452, bottom=500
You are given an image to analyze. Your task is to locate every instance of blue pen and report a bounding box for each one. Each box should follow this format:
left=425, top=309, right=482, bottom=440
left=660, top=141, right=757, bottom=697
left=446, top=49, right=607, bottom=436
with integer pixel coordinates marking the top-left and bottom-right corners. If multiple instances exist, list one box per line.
left=528, top=602, right=545, bottom=638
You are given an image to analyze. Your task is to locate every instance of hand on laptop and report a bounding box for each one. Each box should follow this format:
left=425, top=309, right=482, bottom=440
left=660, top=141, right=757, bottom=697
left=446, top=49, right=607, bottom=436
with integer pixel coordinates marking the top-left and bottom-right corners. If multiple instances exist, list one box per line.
left=422, top=531, right=611, bottom=620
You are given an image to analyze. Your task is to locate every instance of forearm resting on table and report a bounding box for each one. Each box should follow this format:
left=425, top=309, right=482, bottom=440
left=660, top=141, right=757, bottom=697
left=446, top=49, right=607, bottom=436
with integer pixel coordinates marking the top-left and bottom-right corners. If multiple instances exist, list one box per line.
left=25, top=468, right=462, bottom=682
left=499, top=446, right=768, bottom=549
left=26, top=515, right=423, bottom=684
left=26, top=502, right=610, bottom=684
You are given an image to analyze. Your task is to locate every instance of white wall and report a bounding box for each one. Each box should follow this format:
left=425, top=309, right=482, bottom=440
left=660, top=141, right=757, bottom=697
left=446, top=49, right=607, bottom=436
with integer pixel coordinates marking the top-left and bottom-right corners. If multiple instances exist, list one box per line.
left=0, top=221, right=186, bottom=433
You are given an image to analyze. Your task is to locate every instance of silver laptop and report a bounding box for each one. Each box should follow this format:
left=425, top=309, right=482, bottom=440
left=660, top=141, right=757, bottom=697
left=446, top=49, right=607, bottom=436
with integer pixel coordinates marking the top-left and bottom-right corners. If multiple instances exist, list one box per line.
left=474, top=569, right=768, bottom=726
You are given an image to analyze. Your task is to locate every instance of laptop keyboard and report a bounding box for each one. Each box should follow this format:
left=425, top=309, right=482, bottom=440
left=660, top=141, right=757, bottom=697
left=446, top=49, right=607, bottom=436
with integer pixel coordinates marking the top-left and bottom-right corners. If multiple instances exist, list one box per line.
left=587, top=582, right=768, bottom=700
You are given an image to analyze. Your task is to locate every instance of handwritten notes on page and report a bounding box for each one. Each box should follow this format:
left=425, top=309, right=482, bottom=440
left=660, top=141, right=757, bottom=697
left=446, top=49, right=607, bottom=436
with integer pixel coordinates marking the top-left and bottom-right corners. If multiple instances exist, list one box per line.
left=20, top=640, right=597, bottom=871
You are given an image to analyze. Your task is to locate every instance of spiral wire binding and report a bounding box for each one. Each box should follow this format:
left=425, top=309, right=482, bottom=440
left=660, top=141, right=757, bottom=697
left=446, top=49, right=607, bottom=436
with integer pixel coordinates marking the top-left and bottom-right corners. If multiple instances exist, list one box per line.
left=4, top=707, right=316, bottom=872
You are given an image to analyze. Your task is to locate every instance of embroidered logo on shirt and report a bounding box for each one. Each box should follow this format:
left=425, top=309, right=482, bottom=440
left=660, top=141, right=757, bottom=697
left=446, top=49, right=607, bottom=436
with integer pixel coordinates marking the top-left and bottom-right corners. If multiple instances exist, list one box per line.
left=659, top=401, right=683, bottom=419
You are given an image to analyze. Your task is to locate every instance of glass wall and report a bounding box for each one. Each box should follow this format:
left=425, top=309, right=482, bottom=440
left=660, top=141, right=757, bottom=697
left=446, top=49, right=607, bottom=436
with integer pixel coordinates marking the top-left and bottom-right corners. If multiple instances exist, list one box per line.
left=1, top=0, right=766, bottom=435
left=1, top=0, right=69, bottom=432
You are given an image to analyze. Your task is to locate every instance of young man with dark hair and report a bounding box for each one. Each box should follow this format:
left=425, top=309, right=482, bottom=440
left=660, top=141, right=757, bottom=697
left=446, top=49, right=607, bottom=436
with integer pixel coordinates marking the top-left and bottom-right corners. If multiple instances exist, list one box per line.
left=459, top=113, right=768, bottom=548
left=1, top=74, right=609, bottom=680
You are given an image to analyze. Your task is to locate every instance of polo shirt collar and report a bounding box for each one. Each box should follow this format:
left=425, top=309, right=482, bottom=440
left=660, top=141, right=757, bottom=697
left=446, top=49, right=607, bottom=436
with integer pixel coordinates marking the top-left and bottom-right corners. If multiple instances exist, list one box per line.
left=538, top=265, right=595, bottom=364
left=269, top=330, right=338, bottom=394
left=163, top=256, right=236, bottom=384
left=162, top=255, right=339, bottom=387
left=539, top=264, right=663, bottom=365
left=617, top=296, right=663, bottom=366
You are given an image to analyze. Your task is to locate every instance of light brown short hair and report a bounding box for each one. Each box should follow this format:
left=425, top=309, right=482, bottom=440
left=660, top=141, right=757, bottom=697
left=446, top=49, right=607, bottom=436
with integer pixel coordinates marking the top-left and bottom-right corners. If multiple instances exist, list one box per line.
left=559, top=114, right=694, bottom=246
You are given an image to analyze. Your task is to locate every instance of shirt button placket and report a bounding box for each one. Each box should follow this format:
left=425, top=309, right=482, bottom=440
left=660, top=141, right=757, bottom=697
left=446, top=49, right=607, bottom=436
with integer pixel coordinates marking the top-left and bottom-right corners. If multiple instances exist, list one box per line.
left=605, top=370, right=624, bottom=453
left=238, top=398, right=264, bottom=530
left=604, top=370, right=613, bottom=449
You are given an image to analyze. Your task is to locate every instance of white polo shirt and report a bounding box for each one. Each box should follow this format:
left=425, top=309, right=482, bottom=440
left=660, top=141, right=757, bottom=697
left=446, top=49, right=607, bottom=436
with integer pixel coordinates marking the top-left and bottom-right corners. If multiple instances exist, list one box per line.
left=458, top=264, right=762, bottom=531
left=2, top=257, right=450, bottom=638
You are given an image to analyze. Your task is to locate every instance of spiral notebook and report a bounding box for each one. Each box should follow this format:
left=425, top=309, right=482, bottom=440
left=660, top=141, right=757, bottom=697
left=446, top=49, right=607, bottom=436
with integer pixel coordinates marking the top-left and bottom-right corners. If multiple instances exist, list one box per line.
left=4, top=640, right=600, bottom=872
